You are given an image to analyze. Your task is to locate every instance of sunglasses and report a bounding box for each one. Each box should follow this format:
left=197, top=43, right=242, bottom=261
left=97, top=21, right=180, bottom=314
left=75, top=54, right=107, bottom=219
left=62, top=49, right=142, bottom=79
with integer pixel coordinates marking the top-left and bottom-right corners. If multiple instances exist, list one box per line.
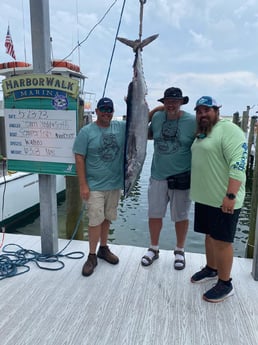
left=99, top=107, right=113, bottom=113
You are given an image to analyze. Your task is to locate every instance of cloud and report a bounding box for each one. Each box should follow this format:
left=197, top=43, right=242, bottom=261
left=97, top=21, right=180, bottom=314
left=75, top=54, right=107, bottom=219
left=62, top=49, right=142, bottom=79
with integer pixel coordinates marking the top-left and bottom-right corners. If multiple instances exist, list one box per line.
left=1, top=0, right=258, bottom=119
left=189, top=30, right=212, bottom=49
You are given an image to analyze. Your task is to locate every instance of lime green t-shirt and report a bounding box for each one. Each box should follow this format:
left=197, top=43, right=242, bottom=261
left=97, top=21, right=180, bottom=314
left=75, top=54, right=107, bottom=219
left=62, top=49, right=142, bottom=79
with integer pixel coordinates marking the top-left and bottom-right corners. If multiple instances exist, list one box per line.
left=190, top=119, right=247, bottom=209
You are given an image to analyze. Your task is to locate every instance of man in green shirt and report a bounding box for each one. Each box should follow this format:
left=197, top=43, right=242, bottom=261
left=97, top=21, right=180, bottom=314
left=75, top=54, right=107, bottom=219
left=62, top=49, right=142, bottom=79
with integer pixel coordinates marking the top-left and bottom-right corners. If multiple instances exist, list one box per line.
left=190, top=96, right=247, bottom=303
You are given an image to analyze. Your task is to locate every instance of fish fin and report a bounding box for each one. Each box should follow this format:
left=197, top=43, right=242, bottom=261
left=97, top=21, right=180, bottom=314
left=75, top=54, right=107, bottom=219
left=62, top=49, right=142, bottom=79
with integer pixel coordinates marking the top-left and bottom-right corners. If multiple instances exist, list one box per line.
left=140, top=34, right=159, bottom=49
left=117, top=34, right=158, bottom=52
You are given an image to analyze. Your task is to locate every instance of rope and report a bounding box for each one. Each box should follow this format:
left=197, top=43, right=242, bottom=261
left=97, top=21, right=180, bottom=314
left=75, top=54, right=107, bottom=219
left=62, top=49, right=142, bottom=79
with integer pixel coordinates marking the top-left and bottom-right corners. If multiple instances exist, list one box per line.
left=46, top=0, right=119, bottom=74
left=139, top=0, right=146, bottom=41
left=102, top=0, right=127, bottom=97
left=0, top=204, right=86, bottom=280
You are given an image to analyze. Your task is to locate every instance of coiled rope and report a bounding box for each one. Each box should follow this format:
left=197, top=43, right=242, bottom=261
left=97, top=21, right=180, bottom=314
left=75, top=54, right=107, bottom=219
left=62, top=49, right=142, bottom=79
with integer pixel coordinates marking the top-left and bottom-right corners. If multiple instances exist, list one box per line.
left=0, top=204, right=85, bottom=280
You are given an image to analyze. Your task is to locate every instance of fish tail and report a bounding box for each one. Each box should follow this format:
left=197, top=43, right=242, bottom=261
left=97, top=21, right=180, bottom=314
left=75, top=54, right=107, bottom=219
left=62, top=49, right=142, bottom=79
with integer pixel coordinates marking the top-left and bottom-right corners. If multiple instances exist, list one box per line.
left=117, top=34, right=158, bottom=51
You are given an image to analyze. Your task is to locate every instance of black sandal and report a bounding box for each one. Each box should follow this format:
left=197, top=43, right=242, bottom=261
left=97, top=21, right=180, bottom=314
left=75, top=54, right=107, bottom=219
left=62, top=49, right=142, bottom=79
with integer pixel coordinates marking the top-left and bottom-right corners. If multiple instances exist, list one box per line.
left=174, top=250, right=185, bottom=270
left=141, top=248, right=159, bottom=266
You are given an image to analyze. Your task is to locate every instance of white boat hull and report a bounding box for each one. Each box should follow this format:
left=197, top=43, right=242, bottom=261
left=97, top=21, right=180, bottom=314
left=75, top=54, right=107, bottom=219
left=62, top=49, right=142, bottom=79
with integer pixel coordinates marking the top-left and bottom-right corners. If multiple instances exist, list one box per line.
left=0, top=172, right=65, bottom=225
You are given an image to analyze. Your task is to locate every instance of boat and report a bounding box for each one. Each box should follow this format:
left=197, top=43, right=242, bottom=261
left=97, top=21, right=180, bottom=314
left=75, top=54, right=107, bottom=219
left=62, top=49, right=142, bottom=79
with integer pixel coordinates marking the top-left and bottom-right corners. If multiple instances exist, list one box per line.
left=0, top=170, right=66, bottom=227
left=0, top=59, right=87, bottom=227
left=0, top=61, right=31, bottom=70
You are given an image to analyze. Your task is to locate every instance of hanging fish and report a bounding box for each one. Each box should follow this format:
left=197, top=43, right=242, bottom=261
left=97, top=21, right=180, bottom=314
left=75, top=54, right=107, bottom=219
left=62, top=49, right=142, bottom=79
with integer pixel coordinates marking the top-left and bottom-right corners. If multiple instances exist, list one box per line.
left=117, top=34, right=158, bottom=197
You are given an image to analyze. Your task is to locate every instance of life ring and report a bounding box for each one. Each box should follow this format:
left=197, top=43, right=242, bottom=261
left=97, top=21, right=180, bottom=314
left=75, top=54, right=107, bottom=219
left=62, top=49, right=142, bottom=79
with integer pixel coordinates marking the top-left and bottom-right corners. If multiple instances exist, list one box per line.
left=52, top=60, right=80, bottom=72
left=0, top=61, right=31, bottom=69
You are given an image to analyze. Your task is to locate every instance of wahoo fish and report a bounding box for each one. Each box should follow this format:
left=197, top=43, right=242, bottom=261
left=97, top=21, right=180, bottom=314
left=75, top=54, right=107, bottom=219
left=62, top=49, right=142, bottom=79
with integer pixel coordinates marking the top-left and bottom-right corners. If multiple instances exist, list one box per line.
left=117, top=34, right=158, bottom=197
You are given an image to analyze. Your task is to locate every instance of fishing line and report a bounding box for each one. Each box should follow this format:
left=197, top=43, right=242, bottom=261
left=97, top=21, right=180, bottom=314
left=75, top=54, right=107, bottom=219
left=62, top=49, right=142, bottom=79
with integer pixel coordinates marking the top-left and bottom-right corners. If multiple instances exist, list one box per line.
left=102, top=0, right=127, bottom=97
left=46, top=0, right=119, bottom=73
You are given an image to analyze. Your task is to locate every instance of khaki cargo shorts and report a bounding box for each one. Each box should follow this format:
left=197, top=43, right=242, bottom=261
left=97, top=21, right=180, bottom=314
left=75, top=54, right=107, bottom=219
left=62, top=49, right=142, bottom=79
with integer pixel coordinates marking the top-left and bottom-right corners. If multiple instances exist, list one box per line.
left=86, top=190, right=121, bottom=227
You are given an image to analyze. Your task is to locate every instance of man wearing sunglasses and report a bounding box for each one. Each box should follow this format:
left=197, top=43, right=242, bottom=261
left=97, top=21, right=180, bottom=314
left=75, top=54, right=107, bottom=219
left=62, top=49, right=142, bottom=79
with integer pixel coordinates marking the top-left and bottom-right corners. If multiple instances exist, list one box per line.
left=73, top=97, right=126, bottom=276
left=141, top=87, right=196, bottom=270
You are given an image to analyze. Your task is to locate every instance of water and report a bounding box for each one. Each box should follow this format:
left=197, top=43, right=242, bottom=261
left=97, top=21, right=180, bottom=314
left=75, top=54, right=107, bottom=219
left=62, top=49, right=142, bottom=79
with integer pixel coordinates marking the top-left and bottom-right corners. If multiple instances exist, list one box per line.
left=7, top=142, right=251, bottom=257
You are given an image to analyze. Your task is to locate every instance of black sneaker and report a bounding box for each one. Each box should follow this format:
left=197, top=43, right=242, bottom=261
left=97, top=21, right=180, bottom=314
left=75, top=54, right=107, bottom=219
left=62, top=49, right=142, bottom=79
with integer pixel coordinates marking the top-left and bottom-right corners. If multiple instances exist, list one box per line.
left=203, top=279, right=234, bottom=303
left=97, top=246, right=119, bottom=264
left=191, top=265, right=218, bottom=283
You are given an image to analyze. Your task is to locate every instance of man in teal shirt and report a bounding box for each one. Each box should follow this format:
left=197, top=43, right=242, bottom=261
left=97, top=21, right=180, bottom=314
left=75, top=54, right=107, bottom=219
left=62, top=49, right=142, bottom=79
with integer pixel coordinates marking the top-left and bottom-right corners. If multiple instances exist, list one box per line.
left=190, top=96, right=247, bottom=303
left=141, top=87, right=196, bottom=270
left=73, top=97, right=126, bottom=276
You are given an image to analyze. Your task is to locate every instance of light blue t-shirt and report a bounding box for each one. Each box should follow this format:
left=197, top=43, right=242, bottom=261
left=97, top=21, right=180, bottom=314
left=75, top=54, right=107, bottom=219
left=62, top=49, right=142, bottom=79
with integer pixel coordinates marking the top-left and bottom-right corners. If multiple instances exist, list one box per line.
left=73, top=121, right=126, bottom=191
left=150, top=110, right=196, bottom=179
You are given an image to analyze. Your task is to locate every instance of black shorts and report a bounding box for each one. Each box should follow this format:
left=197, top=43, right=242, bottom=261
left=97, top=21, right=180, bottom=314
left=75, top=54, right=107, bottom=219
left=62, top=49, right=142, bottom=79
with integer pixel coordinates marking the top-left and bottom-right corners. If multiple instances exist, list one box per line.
left=194, top=202, right=241, bottom=243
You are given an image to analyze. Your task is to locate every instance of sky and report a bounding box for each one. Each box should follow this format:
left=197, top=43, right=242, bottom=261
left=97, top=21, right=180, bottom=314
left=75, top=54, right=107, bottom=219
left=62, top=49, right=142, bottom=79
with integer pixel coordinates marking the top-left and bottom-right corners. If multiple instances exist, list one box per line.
left=1, top=0, right=258, bottom=118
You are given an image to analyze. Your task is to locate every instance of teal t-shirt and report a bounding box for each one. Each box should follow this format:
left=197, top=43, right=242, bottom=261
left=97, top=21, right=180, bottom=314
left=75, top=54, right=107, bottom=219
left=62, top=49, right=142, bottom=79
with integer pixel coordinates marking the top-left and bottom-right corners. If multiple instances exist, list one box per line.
left=190, top=119, right=247, bottom=209
left=150, top=110, right=196, bottom=179
left=73, top=121, right=126, bottom=191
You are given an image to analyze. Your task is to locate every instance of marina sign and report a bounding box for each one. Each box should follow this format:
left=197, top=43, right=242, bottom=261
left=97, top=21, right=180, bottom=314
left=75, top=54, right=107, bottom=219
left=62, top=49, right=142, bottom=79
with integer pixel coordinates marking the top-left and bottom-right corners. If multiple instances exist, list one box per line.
left=3, top=74, right=79, bottom=175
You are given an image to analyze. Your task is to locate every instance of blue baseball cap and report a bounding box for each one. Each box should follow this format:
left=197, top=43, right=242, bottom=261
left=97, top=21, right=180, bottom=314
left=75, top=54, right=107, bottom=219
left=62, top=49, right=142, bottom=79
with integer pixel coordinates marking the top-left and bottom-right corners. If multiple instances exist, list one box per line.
left=97, top=97, right=114, bottom=111
left=194, top=96, right=222, bottom=110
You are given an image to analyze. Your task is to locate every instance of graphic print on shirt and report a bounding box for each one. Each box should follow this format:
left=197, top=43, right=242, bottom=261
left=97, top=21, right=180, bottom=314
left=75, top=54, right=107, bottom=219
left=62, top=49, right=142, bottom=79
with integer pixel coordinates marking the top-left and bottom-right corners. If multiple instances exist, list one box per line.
left=156, top=120, right=181, bottom=154
left=233, top=142, right=248, bottom=171
left=98, top=133, right=120, bottom=162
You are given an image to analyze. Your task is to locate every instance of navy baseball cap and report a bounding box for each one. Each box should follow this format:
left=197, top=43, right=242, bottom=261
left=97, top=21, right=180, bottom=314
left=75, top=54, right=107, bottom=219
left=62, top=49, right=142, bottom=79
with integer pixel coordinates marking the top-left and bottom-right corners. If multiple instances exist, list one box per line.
left=194, top=96, right=222, bottom=110
left=97, top=97, right=114, bottom=111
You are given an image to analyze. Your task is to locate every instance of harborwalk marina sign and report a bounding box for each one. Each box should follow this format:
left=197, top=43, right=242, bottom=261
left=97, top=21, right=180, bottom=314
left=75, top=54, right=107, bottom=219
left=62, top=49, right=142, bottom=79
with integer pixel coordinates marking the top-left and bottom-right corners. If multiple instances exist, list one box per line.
left=3, top=74, right=79, bottom=175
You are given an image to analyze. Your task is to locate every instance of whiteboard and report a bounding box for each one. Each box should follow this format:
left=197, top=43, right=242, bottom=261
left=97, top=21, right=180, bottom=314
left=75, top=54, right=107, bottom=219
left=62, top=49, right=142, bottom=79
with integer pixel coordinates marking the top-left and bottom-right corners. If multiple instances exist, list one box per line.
left=5, top=108, right=76, bottom=164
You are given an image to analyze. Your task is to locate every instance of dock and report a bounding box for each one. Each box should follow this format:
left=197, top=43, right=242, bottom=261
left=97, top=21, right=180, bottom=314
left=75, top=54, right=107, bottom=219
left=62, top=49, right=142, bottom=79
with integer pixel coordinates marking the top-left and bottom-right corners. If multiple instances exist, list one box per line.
left=1, top=233, right=258, bottom=345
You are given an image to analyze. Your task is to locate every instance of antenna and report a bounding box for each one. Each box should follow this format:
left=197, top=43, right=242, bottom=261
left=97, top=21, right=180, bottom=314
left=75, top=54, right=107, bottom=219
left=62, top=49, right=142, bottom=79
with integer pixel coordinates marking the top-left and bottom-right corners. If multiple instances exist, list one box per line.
left=76, top=0, right=80, bottom=67
left=22, top=0, right=27, bottom=62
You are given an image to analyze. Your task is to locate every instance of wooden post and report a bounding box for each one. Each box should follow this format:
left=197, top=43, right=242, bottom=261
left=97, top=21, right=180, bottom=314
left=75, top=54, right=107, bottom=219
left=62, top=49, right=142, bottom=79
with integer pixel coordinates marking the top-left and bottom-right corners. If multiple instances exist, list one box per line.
left=252, top=208, right=258, bottom=280
left=246, top=133, right=258, bottom=259
left=232, top=111, right=240, bottom=126
left=65, top=176, right=84, bottom=240
left=65, top=98, right=85, bottom=240
left=241, top=106, right=250, bottom=133
left=246, top=116, right=258, bottom=176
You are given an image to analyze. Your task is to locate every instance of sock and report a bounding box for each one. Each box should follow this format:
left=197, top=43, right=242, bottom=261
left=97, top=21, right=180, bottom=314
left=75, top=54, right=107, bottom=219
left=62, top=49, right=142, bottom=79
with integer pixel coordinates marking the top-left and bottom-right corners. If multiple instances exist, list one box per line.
left=141, top=246, right=159, bottom=265
left=174, top=247, right=185, bottom=268
left=219, top=278, right=232, bottom=286
left=206, top=265, right=218, bottom=273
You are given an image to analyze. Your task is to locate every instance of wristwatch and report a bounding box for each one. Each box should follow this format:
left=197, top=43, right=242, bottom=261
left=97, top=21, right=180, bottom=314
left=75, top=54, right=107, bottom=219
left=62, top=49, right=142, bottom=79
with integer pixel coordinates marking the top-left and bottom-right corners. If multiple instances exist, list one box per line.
left=226, top=193, right=236, bottom=200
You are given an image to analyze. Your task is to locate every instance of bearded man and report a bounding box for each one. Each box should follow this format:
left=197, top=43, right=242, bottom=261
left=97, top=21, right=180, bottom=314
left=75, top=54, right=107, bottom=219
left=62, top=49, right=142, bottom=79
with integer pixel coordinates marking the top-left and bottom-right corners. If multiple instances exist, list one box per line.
left=190, top=96, right=247, bottom=303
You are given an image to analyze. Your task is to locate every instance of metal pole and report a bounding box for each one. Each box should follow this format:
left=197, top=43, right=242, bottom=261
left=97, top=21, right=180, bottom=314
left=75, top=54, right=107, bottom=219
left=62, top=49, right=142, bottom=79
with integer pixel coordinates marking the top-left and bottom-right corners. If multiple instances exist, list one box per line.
left=252, top=205, right=258, bottom=280
left=29, top=0, right=58, bottom=255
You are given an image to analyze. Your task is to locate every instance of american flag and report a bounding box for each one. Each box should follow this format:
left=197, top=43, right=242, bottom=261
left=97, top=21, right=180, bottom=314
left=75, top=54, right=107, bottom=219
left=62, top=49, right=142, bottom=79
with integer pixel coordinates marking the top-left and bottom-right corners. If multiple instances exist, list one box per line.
left=5, top=25, right=16, bottom=60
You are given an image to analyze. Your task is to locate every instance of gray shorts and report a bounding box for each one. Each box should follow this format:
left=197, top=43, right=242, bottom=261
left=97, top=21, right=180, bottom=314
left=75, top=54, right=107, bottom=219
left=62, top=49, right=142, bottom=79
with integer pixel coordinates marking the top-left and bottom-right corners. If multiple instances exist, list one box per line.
left=148, top=177, right=192, bottom=222
left=86, top=190, right=121, bottom=227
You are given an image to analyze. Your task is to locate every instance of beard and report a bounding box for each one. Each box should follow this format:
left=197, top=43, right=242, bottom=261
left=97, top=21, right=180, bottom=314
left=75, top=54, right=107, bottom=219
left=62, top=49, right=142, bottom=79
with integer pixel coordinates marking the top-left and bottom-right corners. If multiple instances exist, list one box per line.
left=197, top=114, right=219, bottom=136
